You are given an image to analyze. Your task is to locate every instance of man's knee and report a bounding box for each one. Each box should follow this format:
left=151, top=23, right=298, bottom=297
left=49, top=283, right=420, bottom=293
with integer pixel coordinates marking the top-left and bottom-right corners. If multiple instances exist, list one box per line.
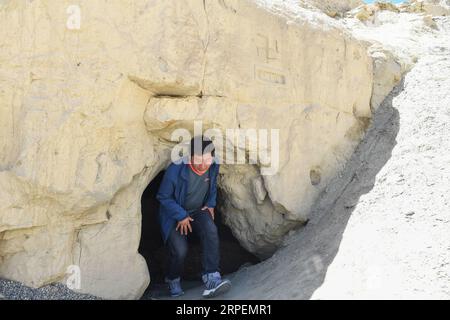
left=173, top=241, right=188, bottom=260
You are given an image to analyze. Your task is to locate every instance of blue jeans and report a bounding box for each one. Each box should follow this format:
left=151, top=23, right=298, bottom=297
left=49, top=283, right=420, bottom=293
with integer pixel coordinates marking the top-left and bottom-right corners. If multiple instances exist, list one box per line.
left=166, top=208, right=220, bottom=280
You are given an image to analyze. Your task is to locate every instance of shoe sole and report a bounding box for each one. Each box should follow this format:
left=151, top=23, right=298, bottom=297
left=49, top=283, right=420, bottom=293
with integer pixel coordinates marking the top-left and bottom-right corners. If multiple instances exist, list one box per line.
left=170, top=291, right=185, bottom=298
left=202, top=280, right=231, bottom=299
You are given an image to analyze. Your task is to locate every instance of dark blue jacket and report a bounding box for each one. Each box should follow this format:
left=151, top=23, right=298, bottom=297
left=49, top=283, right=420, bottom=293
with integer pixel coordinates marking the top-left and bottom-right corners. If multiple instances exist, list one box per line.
left=156, top=158, right=220, bottom=244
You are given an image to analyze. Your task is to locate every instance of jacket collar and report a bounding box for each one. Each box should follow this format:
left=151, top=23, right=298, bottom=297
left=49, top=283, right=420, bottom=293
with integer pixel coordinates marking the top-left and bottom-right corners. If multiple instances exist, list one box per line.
left=179, top=156, right=218, bottom=181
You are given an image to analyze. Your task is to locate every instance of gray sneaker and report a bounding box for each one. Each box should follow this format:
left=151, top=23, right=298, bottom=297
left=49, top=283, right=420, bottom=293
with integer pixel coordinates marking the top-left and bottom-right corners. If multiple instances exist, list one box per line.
left=202, top=272, right=231, bottom=298
left=165, top=277, right=184, bottom=297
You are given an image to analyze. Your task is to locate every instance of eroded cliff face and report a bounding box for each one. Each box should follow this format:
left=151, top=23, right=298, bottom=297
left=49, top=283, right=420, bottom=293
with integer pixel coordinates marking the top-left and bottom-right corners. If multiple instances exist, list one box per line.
left=0, top=0, right=400, bottom=299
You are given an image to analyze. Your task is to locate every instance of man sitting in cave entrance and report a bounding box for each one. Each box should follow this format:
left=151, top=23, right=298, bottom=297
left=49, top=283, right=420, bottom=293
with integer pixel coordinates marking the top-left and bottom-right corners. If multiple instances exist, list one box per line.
left=156, top=135, right=232, bottom=298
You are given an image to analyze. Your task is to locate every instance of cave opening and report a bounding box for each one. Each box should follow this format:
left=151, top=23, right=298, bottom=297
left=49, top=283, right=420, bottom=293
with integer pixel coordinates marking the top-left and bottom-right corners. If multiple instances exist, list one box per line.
left=138, top=170, right=260, bottom=297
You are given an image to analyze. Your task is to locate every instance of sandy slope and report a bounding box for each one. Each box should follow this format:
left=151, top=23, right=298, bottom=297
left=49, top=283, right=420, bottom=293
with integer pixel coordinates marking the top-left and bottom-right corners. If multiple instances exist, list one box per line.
left=176, top=14, right=450, bottom=300
left=312, top=47, right=450, bottom=300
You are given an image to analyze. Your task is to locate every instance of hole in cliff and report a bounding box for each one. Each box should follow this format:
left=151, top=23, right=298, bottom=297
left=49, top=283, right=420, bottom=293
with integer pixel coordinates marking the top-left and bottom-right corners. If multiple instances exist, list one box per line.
left=138, top=170, right=260, bottom=297
left=310, top=167, right=322, bottom=186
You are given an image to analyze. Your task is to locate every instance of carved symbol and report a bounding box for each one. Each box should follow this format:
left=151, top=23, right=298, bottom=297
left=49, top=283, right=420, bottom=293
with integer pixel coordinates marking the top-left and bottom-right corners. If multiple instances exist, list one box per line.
left=254, top=66, right=286, bottom=85
left=254, top=34, right=286, bottom=85
left=256, top=34, right=279, bottom=64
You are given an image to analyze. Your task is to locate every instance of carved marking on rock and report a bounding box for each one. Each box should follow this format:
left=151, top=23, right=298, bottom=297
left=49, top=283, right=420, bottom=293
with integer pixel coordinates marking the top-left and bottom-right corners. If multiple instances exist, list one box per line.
left=254, top=64, right=286, bottom=85
left=256, top=34, right=279, bottom=63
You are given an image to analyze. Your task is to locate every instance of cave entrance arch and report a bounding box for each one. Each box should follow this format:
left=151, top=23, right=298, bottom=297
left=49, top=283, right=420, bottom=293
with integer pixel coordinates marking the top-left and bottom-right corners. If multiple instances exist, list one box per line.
left=138, top=169, right=260, bottom=297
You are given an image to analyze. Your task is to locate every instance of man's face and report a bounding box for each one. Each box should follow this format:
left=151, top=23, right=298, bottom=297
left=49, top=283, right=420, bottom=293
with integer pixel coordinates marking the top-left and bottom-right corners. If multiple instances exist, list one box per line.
left=191, top=153, right=213, bottom=171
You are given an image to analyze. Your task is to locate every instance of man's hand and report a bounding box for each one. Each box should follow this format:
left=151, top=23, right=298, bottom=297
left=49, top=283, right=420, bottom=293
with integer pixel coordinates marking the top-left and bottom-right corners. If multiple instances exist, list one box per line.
left=176, top=216, right=194, bottom=235
left=202, top=206, right=215, bottom=220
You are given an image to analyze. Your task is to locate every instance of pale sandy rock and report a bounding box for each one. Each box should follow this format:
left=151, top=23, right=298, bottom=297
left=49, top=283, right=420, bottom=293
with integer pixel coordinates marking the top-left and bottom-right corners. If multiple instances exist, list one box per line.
left=423, top=14, right=439, bottom=28
left=298, top=0, right=364, bottom=18
left=217, top=165, right=298, bottom=257
left=368, top=46, right=402, bottom=112
left=400, top=0, right=450, bottom=16
left=354, top=7, right=374, bottom=22
left=375, top=2, right=400, bottom=13
left=252, top=176, right=268, bottom=205
left=0, top=0, right=399, bottom=298
left=144, top=96, right=238, bottom=139
left=349, top=1, right=400, bottom=22
left=339, top=1, right=445, bottom=99
left=69, top=166, right=156, bottom=299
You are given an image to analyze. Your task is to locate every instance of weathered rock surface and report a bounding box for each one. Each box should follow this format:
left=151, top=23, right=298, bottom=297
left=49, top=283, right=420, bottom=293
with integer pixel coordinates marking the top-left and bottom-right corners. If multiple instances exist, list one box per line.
left=348, top=0, right=450, bottom=23
left=0, top=0, right=400, bottom=298
left=399, top=0, right=450, bottom=16
left=298, top=0, right=364, bottom=17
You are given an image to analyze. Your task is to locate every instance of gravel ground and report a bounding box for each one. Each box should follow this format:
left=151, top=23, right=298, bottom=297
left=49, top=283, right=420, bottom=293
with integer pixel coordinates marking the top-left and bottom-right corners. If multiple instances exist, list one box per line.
left=0, top=278, right=99, bottom=300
